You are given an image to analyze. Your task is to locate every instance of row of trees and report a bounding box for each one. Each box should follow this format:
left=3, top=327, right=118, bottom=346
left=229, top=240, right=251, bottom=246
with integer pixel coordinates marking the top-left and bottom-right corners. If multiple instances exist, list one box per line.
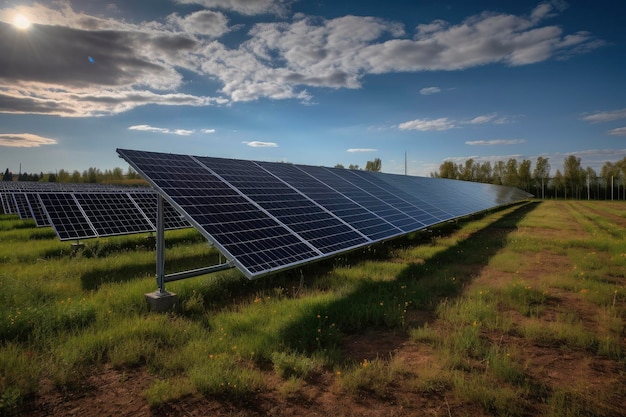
left=335, top=158, right=383, bottom=172
left=1, top=167, right=143, bottom=184
left=431, top=155, right=626, bottom=200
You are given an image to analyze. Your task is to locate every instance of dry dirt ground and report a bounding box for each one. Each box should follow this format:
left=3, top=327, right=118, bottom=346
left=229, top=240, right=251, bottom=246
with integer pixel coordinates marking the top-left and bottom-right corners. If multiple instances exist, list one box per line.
left=21, top=203, right=626, bottom=417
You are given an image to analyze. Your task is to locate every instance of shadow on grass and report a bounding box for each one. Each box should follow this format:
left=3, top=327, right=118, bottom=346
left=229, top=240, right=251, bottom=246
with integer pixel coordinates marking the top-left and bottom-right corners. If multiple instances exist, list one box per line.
left=278, top=201, right=540, bottom=355
left=80, top=251, right=224, bottom=290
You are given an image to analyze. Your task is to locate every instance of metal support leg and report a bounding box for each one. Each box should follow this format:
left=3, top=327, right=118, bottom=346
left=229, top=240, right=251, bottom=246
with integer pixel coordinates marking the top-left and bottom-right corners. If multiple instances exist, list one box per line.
left=156, top=193, right=166, bottom=294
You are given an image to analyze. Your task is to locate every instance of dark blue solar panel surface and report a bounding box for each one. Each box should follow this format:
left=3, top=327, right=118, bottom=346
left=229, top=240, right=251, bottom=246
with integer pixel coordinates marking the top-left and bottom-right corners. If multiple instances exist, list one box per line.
left=117, top=148, right=532, bottom=279
left=38, top=193, right=97, bottom=240
left=25, top=193, right=51, bottom=227
left=12, top=193, right=32, bottom=220
left=196, top=157, right=369, bottom=254
left=73, top=193, right=154, bottom=237
left=258, top=162, right=401, bottom=241
left=117, top=150, right=321, bottom=275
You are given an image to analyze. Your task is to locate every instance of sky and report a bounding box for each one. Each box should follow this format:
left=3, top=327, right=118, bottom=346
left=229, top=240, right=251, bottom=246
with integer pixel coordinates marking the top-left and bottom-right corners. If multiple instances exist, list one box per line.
left=0, top=0, right=624, bottom=177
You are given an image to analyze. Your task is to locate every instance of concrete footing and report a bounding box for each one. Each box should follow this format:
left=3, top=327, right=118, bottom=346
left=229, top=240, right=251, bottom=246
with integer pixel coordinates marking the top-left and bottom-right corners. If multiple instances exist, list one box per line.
left=145, top=291, right=178, bottom=312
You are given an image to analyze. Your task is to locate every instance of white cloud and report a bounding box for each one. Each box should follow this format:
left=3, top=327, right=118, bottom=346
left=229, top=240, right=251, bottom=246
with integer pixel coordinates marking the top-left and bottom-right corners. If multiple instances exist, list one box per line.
left=420, top=86, right=441, bottom=95
left=201, top=128, right=216, bottom=133
left=582, top=108, right=626, bottom=123
left=128, top=125, right=194, bottom=135
left=166, top=10, right=230, bottom=38
left=469, top=114, right=497, bottom=124
left=174, top=0, right=293, bottom=16
left=398, top=117, right=455, bottom=131
left=243, top=141, right=278, bottom=147
left=0, top=133, right=57, bottom=147
left=347, top=148, right=377, bottom=153
left=465, top=139, right=526, bottom=145
left=608, top=127, right=626, bottom=136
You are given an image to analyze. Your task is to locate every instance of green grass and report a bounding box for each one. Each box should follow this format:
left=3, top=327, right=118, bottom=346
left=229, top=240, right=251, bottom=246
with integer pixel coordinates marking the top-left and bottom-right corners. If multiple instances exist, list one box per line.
left=1, top=201, right=625, bottom=415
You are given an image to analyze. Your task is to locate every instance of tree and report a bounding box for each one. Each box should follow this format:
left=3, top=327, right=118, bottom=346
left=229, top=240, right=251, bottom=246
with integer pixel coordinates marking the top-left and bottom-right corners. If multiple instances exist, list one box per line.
left=563, top=155, right=583, bottom=199
left=459, top=159, right=478, bottom=182
left=492, top=161, right=506, bottom=185
left=348, top=164, right=359, bottom=170
left=477, top=162, right=493, bottom=184
left=364, top=158, right=382, bottom=172
left=334, top=163, right=345, bottom=169
left=437, top=161, right=458, bottom=179
left=503, top=158, right=519, bottom=187
left=2, top=168, right=13, bottom=181
left=532, top=157, right=550, bottom=199
left=585, top=166, right=597, bottom=200
left=552, top=169, right=565, bottom=198
left=518, top=159, right=532, bottom=192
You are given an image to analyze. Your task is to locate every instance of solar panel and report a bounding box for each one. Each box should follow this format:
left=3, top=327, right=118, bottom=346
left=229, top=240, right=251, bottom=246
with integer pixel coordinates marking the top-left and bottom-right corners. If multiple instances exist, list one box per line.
left=38, top=193, right=98, bottom=240
left=118, top=148, right=532, bottom=279
left=25, top=193, right=51, bottom=227
left=72, top=193, right=154, bottom=237
left=2, top=192, right=18, bottom=214
left=12, top=193, right=33, bottom=220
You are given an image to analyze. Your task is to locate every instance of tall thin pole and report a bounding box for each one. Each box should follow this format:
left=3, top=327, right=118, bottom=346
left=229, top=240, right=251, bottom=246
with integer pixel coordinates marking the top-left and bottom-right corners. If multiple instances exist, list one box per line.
left=404, top=151, right=407, bottom=176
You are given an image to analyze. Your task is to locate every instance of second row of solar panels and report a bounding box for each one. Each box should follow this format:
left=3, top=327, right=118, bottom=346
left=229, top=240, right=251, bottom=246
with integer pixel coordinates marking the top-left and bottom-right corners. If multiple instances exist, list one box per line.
left=1, top=191, right=190, bottom=240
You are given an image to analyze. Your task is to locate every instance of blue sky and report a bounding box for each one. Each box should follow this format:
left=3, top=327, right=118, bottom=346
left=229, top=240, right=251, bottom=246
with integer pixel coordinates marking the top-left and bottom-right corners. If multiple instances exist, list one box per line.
left=0, top=0, right=624, bottom=177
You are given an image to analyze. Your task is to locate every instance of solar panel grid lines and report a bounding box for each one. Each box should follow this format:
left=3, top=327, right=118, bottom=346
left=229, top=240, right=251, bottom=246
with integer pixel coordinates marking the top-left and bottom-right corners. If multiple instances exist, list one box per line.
left=12, top=193, right=33, bottom=220
left=194, top=156, right=370, bottom=255
left=257, top=161, right=404, bottom=241
left=25, top=193, right=51, bottom=227
left=333, top=168, right=431, bottom=231
left=191, top=155, right=326, bottom=257
left=128, top=192, right=190, bottom=230
left=38, top=193, right=98, bottom=240
left=350, top=170, right=447, bottom=224
left=3, top=193, right=18, bottom=214
left=73, top=193, right=155, bottom=237
left=295, top=164, right=412, bottom=234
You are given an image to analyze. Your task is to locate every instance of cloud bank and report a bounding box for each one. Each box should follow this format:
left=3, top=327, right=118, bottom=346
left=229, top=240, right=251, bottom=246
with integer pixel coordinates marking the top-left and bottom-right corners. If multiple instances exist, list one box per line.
left=0, top=133, right=57, bottom=147
left=0, top=2, right=604, bottom=117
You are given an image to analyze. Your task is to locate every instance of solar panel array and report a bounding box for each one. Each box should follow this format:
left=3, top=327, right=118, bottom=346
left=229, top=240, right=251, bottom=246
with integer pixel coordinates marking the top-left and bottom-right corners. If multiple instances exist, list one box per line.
left=117, top=148, right=532, bottom=279
left=0, top=182, right=190, bottom=240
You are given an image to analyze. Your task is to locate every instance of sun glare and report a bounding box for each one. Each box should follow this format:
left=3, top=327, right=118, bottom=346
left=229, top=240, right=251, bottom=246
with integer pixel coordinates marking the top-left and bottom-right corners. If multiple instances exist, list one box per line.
left=12, top=13, right=31, bottom=30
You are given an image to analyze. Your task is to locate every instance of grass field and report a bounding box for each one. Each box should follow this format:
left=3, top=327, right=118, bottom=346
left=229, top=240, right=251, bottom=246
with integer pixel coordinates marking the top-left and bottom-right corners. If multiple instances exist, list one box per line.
left=1, top=200, right=624, bottom=416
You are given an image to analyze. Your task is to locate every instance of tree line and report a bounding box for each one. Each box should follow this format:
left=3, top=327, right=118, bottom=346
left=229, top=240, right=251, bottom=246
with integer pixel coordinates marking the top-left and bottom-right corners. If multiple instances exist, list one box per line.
left=1, top=167, right=145, bottom=185
left=431, top=155, right=626, bottom=200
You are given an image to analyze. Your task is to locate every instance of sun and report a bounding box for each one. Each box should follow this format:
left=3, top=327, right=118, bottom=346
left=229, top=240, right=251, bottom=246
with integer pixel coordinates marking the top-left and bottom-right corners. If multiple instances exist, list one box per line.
left=12, top=13, right=31, bottom=30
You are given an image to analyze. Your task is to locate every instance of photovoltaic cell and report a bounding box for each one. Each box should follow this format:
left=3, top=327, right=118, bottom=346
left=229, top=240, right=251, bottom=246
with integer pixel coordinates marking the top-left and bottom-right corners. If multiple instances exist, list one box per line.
left=117, top=148, right=533, bottom=279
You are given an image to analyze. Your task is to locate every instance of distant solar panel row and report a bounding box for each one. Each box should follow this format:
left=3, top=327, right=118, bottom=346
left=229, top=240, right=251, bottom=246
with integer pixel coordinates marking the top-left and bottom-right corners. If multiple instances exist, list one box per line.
left=117, top=148, right=532, bottom=279
left=1, top=188, right=190, bottom=240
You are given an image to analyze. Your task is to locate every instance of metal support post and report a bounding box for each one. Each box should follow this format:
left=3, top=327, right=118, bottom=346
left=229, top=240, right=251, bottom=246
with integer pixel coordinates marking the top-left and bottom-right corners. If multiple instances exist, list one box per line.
left=156, top=193, right=166, bottom=294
